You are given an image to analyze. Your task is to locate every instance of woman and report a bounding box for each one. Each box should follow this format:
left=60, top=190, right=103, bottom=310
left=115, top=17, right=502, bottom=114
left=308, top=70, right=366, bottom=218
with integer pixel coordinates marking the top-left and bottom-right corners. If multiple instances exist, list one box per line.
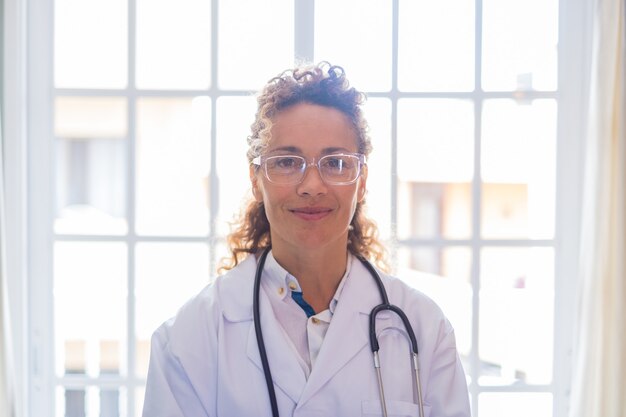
left=143, top=63, right=470, bottom=417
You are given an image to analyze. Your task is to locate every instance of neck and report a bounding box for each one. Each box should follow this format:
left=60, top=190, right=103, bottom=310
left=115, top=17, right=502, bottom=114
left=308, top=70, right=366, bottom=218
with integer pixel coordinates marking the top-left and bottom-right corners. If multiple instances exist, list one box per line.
left=271, top=243, right=349, bottom=313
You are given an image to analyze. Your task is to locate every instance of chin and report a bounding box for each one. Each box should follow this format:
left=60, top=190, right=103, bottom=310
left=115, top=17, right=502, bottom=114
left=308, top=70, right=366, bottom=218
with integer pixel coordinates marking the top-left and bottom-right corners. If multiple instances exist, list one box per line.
left=291, top=233, right=348, bottom=251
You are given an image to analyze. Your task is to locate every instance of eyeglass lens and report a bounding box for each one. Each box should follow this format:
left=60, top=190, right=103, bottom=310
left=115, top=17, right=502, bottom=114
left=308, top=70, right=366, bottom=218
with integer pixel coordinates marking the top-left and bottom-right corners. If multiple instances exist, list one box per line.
left=264, top=154, right=361, bottom=184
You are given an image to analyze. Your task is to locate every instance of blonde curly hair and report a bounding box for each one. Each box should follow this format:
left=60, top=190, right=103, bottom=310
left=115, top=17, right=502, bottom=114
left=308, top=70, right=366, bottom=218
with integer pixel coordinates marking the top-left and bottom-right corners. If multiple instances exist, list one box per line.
left=218, top=62, right=389, bottom=273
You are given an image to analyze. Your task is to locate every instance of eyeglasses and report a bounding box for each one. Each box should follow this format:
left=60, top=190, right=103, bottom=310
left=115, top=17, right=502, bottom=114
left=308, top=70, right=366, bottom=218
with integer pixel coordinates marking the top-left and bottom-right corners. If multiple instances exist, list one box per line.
left=252, top=153, right=366, bottom=185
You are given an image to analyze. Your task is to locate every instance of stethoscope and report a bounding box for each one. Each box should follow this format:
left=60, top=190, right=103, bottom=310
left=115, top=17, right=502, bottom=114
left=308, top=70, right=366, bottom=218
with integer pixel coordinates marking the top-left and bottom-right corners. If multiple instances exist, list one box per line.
left=253, top=246, right=425, bottom=417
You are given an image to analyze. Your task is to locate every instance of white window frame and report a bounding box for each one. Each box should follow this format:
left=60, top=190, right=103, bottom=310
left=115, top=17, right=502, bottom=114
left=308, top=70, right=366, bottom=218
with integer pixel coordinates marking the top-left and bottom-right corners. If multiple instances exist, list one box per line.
left=24, top=0, right=56, bottom=413
left=11, top=0, right=592, bottom=415
left=552, top=0, right=593, bottom=415
left=2, top=0, right=29, bottom=416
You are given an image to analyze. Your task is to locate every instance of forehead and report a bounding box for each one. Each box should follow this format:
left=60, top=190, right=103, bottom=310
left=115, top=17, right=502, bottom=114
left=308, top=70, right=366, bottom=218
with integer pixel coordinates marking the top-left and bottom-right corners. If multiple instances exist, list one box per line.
left=268, top=103, right=358, bottom=153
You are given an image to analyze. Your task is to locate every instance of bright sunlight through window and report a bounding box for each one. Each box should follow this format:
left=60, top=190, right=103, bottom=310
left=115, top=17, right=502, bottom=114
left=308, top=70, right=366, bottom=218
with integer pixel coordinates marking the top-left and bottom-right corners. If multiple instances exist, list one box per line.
left=39, top=0, right=563, bottom=416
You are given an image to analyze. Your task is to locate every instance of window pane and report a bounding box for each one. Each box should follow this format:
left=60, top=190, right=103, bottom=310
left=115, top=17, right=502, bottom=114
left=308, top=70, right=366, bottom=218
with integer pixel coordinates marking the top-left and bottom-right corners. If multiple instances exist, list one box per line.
left=479, top=247, right=554, bottom=385
left=214, top=240, right=231, bottom=275
left=397, top=99, right=474, bottom=239
left=398, top=0, right=474, bottom=92
left=481, top=99, right=556, bottom=239
left=54, top=242, right=127, bottom=378
left=135, top=97, right=211, bottom=236
left=482, top=0, right=558, bottom=91
left=315, top=0, right=392, bottom=92
left=215, top=97, right=257, bottom=236
left=479, top=393, right=552, bottom=417
left=218, top=0, right=293, bottom=90
left=99, top=386, right=123, bottom=417
left=136, top=0, right=211, bottom=89
left=135, top=387, right=146, bottom=417
left=135, top=242, right=210, bottom=376
left=396, top=246, right=472, bottom=358
left=55, top=97, right=128, bottom=139
left=54, top=0, right=127, bottom=89
left=56, top=386, right=127, bottom=417
left=398, top=182, right=473, bottom=240
left=361, top=98, right=392, bottom=241
left=55, top=97, right=128, bottom=235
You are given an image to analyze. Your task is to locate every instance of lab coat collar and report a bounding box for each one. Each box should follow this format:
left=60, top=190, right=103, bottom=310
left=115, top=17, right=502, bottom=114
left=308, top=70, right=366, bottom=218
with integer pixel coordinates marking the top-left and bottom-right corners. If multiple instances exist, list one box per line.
left=264, top=249, right=353, bottom=314
left=245, top=275, right=308, bottom=403
left=219, top=255, right=307, bottom=402
left=218, top=255, right=257, bottom=322
left=219, top=252, right=379, bottom=321
left=218, top=253, right=394, bottom=406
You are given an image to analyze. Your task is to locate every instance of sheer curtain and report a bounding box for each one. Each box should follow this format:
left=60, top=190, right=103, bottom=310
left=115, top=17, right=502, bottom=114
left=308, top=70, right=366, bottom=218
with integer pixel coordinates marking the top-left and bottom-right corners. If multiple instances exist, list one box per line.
left=1, top=103, right=16, bottom=417
left=569, top=0, right=625, bottom=417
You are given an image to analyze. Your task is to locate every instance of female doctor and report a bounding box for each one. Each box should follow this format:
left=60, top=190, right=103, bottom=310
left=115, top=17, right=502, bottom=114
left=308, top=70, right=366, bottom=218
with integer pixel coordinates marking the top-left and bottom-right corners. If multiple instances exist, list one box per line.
left=142, top=63, right=471, bottom=417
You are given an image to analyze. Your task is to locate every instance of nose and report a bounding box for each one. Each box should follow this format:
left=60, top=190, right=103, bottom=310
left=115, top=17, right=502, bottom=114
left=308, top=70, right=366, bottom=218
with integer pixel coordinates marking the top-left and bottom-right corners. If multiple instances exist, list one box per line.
left=296, top=163, right=328, bottom=196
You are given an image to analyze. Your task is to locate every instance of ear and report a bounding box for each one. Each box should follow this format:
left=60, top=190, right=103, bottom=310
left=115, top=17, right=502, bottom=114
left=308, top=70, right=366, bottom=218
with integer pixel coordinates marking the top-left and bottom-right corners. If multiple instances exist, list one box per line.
left=357, top=165, right=368, bottom=203
left=250, top=165, right=263, bottom=202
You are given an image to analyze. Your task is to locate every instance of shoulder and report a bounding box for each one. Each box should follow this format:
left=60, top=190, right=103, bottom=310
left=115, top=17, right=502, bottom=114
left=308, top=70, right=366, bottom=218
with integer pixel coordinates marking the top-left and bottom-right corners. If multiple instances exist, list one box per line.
left=382, top=271, right=444, bottom=314
left=152, top=255, right=258, bottom=344
left=377, top=269, right=456, bottom=339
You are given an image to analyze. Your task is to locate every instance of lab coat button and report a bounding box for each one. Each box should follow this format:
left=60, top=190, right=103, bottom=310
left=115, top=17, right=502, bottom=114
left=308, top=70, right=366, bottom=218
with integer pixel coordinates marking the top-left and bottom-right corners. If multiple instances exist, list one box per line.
left=311, top=317, right=320, bottom=324
left=278, top=287, right=285, bottom=295
left=288, top=282, right=298, bottom=290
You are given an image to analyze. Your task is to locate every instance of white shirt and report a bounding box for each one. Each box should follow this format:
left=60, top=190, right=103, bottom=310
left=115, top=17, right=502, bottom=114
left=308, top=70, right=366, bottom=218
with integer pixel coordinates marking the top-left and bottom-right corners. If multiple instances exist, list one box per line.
left=262, top=251, right=351, bottom=376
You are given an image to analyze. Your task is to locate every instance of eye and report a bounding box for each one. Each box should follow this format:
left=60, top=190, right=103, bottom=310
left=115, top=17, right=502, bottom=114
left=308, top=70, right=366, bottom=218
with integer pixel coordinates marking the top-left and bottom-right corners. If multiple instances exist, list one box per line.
left=269, top=156, right=303, bottom=170
left=323, top=155, right=353, bottom=170
left=326, top=157, right=343, bottom=169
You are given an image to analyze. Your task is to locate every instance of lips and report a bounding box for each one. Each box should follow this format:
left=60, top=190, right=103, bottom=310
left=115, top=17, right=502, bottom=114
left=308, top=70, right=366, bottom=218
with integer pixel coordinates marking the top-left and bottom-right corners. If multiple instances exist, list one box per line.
left=290, top=206, right=333, bottom=221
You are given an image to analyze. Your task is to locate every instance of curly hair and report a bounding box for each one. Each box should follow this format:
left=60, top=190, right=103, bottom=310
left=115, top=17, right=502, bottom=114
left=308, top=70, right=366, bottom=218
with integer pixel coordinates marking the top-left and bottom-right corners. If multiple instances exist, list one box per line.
left=218, top=62, right=389, bottom=273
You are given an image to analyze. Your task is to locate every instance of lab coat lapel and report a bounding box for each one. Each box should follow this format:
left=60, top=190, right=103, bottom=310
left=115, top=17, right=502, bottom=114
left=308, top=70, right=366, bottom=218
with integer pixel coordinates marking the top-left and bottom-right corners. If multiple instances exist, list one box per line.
left=245, top=278, right=307, bottom=404
left=298, top=259, right=392, bottom=406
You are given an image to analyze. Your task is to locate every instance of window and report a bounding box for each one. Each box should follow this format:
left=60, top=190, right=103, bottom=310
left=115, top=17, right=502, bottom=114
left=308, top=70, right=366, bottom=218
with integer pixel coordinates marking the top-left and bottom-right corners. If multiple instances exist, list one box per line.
left=25, top=0, right=586, bottom=416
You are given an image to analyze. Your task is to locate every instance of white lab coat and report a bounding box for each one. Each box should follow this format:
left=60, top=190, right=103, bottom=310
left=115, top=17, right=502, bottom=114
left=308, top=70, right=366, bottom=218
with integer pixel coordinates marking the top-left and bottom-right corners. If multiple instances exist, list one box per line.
left=143, top=254, right=471, bottom=417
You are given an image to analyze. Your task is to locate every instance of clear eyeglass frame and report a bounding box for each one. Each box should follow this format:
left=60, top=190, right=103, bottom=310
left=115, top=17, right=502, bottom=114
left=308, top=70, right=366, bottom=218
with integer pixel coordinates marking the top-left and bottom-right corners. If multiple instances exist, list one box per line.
left=251, top=152, right=367, bottom=185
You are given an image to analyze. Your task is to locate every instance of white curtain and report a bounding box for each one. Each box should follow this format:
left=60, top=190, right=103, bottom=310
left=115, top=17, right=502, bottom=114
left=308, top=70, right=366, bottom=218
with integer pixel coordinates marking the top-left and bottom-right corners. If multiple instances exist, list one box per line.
left=0, top=104, right=16, bottom=416
left=569, top=0, right=626, bottom=417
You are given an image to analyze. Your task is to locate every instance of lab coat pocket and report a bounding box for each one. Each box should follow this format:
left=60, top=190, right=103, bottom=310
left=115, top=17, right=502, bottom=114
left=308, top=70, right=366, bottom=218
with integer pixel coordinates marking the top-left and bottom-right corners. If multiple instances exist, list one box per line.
left=361, top=400, right=430, bottom=417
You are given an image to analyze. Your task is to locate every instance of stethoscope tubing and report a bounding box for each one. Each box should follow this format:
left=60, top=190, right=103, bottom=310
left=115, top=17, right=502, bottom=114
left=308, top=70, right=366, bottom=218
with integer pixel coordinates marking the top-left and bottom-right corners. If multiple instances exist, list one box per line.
left=361, top=256, right=424, bottom=417
left=253, top=246, right=424, bottom=417
left=252, top=247, right=280, bottom=417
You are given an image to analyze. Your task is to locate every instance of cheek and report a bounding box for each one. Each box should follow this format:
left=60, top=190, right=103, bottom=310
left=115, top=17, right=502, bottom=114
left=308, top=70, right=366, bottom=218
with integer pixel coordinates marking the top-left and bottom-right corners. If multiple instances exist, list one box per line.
left=257, top=184, right=287, bottom=218
left=359, top=185, right=366, bottom=202
left=341, top=189, right=360, bottom=216
left=357, top=177, right=367, bottom=202
left=252, top=185, right=262, bottom=202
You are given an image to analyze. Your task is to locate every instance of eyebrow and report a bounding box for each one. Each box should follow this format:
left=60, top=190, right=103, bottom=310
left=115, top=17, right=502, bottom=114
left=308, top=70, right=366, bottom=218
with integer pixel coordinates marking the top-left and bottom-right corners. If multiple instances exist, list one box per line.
left=266, top=146, right=353, bottom=155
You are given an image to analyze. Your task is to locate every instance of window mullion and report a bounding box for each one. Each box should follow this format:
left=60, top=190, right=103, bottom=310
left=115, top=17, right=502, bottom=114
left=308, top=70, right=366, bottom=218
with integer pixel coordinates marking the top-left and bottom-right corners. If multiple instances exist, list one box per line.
left=208, top=0, right=220, bottom=275
left=469, top=0, right=483, bottom=414
left=470, top=98, right=482, bottom=415
left=294, top=0, right=314, bottom=63
left=552, top=0, right=592, bottom=416
left=389, top=0, right=400, bottom=267
left=126, top=0, right=138, bottom=414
